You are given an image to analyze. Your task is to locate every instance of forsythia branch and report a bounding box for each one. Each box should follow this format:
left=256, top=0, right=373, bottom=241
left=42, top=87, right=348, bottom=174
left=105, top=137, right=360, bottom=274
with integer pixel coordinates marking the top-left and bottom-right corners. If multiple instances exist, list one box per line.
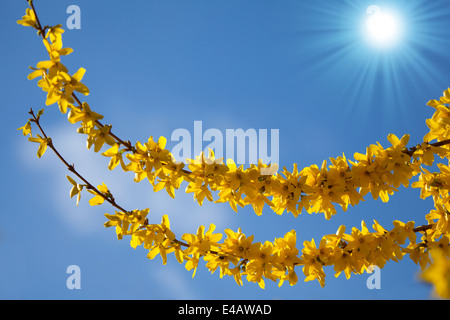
left=18, top=0, right=450, bottom=298
left=28, top=108, right=130, bottom=214
left=23, top=110, right=445, bottom=290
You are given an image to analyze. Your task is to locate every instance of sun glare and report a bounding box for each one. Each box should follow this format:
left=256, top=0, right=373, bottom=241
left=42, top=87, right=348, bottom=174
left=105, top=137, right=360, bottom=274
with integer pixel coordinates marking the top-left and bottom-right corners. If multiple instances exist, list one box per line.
left=365, top=5, right=403, bottom=49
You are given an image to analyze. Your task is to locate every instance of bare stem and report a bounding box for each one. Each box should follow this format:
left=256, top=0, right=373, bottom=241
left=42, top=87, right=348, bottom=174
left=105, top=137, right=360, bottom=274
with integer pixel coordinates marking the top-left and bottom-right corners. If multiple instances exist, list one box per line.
left=29, top=108, right=193, bottom=250
left=413, top=224, right=434, bottom=233
left=405, top=139, right=450, bottom=157
left=28, top=108, right=129, bottom=213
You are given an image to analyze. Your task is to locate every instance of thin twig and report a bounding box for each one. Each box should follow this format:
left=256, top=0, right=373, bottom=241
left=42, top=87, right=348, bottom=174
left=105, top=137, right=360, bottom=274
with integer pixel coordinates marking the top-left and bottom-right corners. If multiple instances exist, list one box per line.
left=29, top=108, right=130, bottom=214
left=29, top=107, right=193, bottom=250
left=405, top=139, right=450, bottom=157
left=413, top=224, right=434, bottom=233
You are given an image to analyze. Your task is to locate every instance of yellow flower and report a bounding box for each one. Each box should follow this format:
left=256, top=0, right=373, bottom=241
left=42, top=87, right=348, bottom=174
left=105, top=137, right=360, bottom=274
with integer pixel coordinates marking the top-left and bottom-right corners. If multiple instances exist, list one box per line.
left=424, top=89, right=450, bottom=143
left=88, top=182, right=109, bottom=206
left=372, top=220, right=403, bottom=261
left=103, top=210, right=128, bottom=240
left=301, top=238, right=330, bottom=287
left=245, top=241, right=276, bottom=289
left=413, top=142, right=447, bottom=166
left=427, top=235, right=450, bottom=256
left=403, top=243, right=430, bottom=271
left=154, top=159, right=185, bottom=197
left=182, top=224, right=222, bottom=256
left=185, top=254, right=200, bottom=278
left=125, top=144, right=148, bottom=183
left=147, top=239, right=174, bottom=265
left=350, top=143, right=396, bottom=202
left=196, top=149, right=228, bottom=178
left=17, top=120, right=32, bottom=136
left=101, top=144, right=127, bottom=171
left=302, top=160, right=346, bottom=219
left=244, top=193, right=274, bottom=216
left=332, top=249, right=356, bottom=280
left=426, top=205, right=450, bottom=236
left=204, top=252, right=239, bottom=278
left=42, top=38, right=73, bottom=64
left=421, top=248, right=450, bottom=299
left=132, top=224, right=163, bottom=250
left=162, top=157, right=185, bottom=176
left=158, top=214, right=176, bottom=241
left=224, top=159, right=250, bottom=191
left=222, top=228, right=256, bottom=259
left=45, top=24, right=65, bottom=45
left=86, top=125, right=116, bottom=152
left=17, top=8, right=37, bottom=29
left=59, top=68, right=90, bottom=97
left=128, top=209, right=150, bottom=234
left=273, top=232, right=302, bottom=287
left=35, top=40, right=72, bottom=85
left=343, top=221, right=377, bottom=258
left=186, top=179, right=214, bottom=206
left=145, top=136, right=171, bottom=174
left=215, top=186, right=245, bottom=212
left=104, top=208, right=149, bottom=241
left=146, top=222, right=175, bottom=265
left=28, top=134, right=49, bottom=158
left=392, top=220, right=416, bottom=245
left=153, top=178, right=177, bottom=198
left=67, top=102, right=103, bottom=126
left=66, top=175, right=83, bottom=206
left=27, top=65, right=47, bottom=81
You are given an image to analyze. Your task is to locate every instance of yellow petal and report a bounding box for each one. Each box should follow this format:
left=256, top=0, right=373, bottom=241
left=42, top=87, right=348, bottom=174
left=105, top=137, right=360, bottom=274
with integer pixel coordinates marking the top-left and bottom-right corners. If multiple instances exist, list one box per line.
left=66, top=175, right=77, bottom=186
left=387, top=133, right=400, bottom=147
left=59, top=47, right=73, bottom=56
left=158, top=136, right=167, bottom=149
left=72, top=68, right=86, bottom=82
left=89, top=195, right=105, bottom=206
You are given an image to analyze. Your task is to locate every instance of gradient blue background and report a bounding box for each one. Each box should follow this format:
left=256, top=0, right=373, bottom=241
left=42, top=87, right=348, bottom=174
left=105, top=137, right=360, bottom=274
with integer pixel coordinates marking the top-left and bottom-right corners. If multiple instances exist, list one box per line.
left=2, top=0, right=450, bottom=299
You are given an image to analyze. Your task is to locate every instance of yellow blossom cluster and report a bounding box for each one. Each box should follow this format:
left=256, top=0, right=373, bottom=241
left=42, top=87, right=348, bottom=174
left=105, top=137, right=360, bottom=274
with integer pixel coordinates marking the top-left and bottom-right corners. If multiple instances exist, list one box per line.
left=423, top=89, right=450, bottom=143
left=17, top=2, right=450, bottom=298
left=411, top=89, right=450, bottom=239
left=80, top=122, right=429, bottom=220
left=421, top=248, right=450, bottom=299
left=101, top=205, right=447, bottom=290
left=412, top=164, right=450, bottom=238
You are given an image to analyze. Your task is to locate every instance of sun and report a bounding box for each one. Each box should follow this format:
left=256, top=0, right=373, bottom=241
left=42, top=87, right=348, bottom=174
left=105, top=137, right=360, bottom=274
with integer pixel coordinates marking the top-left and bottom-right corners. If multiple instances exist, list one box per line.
left=364, top=5, right=404, bottom=49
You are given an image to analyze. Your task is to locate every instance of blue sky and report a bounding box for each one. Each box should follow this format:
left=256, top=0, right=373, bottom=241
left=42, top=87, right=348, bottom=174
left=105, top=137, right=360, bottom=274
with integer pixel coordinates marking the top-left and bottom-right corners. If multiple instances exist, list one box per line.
left=2, top=0, right=450, bottom=299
